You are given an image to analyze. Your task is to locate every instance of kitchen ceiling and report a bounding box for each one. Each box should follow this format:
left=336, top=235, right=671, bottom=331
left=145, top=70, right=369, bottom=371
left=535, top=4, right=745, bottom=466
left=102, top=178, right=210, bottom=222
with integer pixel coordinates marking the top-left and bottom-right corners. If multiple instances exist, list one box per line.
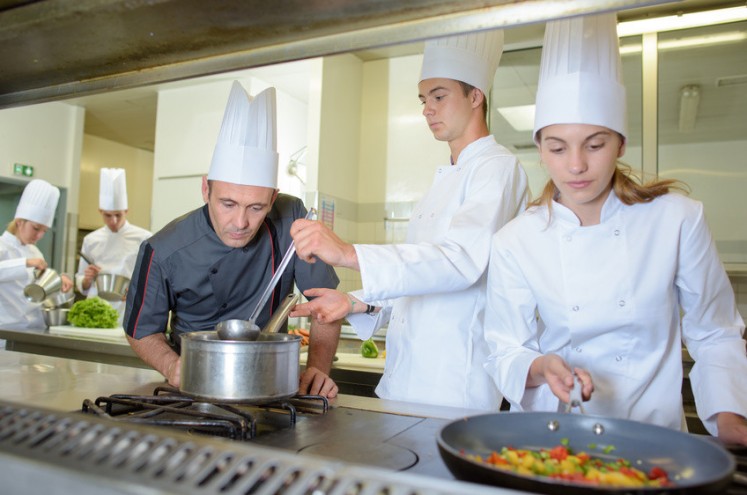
left=2, top=0, right=742, bottom=153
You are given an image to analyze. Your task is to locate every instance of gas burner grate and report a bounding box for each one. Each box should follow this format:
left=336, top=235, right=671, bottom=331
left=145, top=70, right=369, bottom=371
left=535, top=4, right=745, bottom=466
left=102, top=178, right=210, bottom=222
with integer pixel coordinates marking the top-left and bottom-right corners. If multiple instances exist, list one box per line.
left=81, top=386, right=329, bottom=441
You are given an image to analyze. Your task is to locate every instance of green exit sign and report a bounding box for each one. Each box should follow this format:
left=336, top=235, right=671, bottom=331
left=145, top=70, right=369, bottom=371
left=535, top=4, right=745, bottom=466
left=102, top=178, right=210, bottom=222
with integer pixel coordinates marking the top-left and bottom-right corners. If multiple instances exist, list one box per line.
left=13, top=163, right=34, bottom=177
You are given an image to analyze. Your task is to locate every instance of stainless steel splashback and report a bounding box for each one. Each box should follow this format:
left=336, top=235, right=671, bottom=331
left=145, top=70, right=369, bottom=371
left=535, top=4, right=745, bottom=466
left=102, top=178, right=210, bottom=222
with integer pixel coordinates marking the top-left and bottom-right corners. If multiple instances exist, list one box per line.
left=0, top=0, right=672, bottom=108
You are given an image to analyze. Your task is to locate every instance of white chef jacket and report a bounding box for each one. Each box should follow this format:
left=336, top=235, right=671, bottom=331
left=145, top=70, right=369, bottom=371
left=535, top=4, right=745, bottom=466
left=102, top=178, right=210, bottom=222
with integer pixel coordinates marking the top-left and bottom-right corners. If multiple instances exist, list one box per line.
left=0, top=231, right=45, bottom=329
left=76, top=221, right=152, bottom=316
left=347, top=135, right=529, bottom=410
left=484, top=191, right=747, bottom=435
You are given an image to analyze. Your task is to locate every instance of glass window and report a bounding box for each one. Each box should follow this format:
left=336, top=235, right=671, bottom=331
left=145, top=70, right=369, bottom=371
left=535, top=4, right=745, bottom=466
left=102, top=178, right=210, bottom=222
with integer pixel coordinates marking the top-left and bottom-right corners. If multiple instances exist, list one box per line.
left=657, top=21, right=747, bottom=265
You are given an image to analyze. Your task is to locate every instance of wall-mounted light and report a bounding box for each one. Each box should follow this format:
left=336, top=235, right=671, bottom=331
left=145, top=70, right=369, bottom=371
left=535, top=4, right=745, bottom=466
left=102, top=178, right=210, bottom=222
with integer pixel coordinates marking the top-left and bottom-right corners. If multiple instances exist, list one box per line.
left=679, top=85, right=700, bottom=133
left=496, top=104, right=536, bottom=131
left=617, top=6, right=747, bottom=37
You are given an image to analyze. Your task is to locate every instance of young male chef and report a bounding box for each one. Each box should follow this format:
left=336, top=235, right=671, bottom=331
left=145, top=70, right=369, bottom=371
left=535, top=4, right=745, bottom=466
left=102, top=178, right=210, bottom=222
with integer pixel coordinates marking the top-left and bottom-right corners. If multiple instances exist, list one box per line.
left=0, top=179, right=73, bottom=329
left=123, top=82, right=341, bottom=398
left=76, top=168, right=152, bottom=320
left=290, top=30, right=529, bottom=410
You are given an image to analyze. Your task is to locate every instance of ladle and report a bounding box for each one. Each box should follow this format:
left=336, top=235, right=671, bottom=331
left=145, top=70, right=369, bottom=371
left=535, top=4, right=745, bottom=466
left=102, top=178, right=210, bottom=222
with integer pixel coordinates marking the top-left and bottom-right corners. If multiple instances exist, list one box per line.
left=216, top=208, right=316, bottom=341
left=216, top=293, right=300, bottom=341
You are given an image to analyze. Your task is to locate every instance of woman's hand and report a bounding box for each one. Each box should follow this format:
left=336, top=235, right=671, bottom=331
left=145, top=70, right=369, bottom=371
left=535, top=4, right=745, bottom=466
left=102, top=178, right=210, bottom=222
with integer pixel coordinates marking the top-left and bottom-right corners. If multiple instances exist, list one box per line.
left=60, top=274, right=73, bottom=293
left=290, top=288, right=356, bottom=324
left=716, top=412, right=747, bottom=446
left=26, top=258, right=47, bottom=271
left=528, top=354, right=594, bottom=404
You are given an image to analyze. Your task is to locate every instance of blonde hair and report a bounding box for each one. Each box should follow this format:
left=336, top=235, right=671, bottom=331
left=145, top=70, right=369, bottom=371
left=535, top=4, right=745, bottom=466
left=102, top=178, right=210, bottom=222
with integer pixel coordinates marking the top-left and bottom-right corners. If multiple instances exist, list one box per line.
left=7, top=219, right=19, bottom=235
left=528, top=162, right=689, bottom=213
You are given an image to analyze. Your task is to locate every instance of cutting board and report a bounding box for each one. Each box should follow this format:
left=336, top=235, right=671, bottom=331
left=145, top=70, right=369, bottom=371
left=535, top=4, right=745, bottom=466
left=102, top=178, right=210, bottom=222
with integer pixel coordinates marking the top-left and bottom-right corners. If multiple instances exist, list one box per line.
left=48, top=325, right=128, bottom=343
left=332, top=352, right=386, bottom=371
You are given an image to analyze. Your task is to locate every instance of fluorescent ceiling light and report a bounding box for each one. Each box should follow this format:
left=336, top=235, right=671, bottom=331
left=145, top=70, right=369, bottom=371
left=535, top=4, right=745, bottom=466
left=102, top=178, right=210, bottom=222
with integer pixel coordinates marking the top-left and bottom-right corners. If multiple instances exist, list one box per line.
left=617, top=6, right=747, bottom=37
left=619, top=31, right=747, bottom=55
left=497, top=104, right=535, bottom=131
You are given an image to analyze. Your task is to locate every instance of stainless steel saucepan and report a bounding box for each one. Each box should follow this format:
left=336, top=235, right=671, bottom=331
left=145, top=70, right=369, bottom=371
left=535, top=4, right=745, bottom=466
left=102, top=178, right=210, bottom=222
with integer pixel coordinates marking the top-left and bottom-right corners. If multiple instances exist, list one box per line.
left=179, top=293, right=303, bottom=402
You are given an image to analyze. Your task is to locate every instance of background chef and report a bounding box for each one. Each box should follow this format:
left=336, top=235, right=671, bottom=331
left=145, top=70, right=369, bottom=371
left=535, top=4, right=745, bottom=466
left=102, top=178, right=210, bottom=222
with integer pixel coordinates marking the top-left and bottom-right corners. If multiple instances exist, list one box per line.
left=484, top=13, right=747, bottom=445
left=290, top=29, right=529, bottom=410
left=76, top=168, right=152, bottom=320
left=123, top=82, right=341, bottom=398
left=0, top=179, right=72, bottom=330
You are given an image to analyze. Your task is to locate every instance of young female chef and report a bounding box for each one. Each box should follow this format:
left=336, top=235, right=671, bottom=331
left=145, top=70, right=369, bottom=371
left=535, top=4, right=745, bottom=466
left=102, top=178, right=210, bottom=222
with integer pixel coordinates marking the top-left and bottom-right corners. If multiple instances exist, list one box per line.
left=483, top=13, right=747, bottom=445
left=0, top=179, right=73, bottom=330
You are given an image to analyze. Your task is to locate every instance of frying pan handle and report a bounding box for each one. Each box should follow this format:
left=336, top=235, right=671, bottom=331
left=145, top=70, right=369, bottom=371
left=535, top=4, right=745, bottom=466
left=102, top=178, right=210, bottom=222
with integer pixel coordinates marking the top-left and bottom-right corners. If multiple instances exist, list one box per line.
left=564, top=374, right=586, bottom=414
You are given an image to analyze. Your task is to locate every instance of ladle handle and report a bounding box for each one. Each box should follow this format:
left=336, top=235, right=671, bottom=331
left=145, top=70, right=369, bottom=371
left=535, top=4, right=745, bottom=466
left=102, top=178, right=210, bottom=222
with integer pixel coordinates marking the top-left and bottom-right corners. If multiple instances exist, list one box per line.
left=79, top=251, right=95, bottom=266
left=247, top=207, right=317, bottom=323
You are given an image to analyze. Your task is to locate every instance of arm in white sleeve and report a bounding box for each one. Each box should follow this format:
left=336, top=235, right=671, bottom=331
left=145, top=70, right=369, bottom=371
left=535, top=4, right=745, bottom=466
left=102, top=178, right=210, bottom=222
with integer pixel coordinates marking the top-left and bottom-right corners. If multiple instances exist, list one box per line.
left=356, top=157, right=527, bottom=301
left=678, top=201, right=747, bottom=436
left=344, top=289, right=393, bottom=341
left=483, top=232, right=544, bottom=410
left=0, top=257, right=28, bottom=283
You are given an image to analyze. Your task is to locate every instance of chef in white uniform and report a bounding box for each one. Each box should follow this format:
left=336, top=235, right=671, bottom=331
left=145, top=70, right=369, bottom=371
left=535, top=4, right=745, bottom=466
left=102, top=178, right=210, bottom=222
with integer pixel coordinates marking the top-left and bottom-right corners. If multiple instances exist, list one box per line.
left=290, top=29, right=529, bottom=410
left=0, top=179, right=72, bottom=330
left=76, top=168, right=152, bottom=319
left=484, top=13, right=747, bottom=445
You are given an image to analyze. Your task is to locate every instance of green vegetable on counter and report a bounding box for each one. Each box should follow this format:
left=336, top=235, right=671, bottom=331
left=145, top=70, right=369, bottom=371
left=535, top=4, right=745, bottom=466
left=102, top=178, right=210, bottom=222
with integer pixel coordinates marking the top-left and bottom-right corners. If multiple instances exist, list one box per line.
left=360, top=338, right=379, bottom=358
left=68, top=297, right=119, bottom=328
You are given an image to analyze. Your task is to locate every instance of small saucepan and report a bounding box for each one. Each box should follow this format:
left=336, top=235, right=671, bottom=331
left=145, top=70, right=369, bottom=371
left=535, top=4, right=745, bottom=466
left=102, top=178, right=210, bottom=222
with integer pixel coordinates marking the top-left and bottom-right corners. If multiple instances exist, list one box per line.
left=95, top=273, right=130, bottom=302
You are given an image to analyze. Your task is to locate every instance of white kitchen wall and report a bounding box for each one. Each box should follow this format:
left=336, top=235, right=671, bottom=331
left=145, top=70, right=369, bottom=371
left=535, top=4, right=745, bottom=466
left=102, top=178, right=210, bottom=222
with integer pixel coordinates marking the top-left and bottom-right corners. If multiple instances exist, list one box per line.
left=0, top=101, right=85, bottom=272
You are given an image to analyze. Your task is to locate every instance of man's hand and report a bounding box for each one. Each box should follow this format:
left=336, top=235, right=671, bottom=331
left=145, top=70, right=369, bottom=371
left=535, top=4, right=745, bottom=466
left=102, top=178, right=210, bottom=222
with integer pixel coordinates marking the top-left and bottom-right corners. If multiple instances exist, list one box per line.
left=528, top=354, right=594, bottom=404
left=290, top=219, right=359, bottom=270
left=126, top=334, right=181, bottom=386
left=290, top=288, right=357, bottom=324
left=60, top=274, right=73, bottom=293
left=165, top=357, right=181, bottom=388
left=716, top=412, right=747, bottom=446
left=82, top=264, right=101, bottom=290
left=299, top=367, right=338, bottom=398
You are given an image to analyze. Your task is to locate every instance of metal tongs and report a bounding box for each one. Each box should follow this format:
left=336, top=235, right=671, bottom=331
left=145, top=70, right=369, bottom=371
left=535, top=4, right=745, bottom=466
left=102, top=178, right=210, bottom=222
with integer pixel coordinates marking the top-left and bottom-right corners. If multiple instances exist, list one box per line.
left=565, top=373, right=586, bottom=414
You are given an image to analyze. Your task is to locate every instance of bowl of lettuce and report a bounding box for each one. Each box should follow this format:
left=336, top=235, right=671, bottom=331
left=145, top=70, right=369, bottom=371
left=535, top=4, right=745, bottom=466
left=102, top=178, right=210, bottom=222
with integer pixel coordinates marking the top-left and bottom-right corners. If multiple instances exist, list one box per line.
left=68, top=297, right=119, bottom=328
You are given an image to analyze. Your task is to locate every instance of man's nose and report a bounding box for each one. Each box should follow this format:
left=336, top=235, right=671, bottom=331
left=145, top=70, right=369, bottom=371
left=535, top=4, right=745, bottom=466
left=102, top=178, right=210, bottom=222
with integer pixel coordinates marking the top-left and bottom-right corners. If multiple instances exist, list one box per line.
left=234, top=209, right=250, bottom=229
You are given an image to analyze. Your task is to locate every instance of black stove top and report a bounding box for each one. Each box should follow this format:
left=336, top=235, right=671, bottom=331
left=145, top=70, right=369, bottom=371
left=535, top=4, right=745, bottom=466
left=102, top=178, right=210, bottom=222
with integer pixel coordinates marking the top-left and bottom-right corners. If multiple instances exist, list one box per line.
left=80, top=387, right=747, bottom=493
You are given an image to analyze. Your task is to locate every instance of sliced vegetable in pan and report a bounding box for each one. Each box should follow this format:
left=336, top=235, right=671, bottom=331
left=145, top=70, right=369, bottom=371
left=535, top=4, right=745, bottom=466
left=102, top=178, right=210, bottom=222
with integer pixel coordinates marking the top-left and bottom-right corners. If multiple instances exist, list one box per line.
left=463, top=444, right=672, bottom=488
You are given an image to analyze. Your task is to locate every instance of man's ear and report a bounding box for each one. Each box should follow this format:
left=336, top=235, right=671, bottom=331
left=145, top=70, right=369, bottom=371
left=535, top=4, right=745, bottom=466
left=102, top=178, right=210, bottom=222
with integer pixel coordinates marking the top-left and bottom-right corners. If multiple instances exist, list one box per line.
left=201, top=175, right=210, bottom=203
left=472, top=88, right=485, bottom=109
left=270, top=189, right=279, bottom=205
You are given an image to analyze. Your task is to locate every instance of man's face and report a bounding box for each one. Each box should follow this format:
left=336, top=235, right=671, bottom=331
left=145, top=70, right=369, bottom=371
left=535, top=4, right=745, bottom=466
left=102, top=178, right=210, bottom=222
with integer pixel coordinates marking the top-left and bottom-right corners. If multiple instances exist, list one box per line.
left=418, top=77, right=475, bottom=143
left=202, top=177, right=277, bottom=248
left=100, top=210, right=127, bottom=233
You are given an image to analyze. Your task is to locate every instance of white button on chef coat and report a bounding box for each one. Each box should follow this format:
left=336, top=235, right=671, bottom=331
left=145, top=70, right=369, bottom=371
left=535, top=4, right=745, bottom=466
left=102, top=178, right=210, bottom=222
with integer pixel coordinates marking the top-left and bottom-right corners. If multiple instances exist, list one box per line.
left=485, top=191, right=747, bottom=435
left=76, top=221, right=152, bottom=317
left=347, top=136, right=528, bottom=411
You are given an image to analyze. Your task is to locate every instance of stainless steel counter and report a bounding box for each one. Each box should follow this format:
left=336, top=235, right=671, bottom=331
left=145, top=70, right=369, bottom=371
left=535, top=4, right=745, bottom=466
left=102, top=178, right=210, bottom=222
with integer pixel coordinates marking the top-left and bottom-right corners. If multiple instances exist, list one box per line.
left=0, top=348, right=481, bottom=419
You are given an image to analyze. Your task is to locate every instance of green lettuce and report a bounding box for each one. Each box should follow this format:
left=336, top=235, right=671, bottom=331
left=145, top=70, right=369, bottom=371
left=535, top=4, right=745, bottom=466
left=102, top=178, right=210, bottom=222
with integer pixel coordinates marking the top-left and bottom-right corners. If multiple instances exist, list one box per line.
left=68, top=297, right=119, bottom=328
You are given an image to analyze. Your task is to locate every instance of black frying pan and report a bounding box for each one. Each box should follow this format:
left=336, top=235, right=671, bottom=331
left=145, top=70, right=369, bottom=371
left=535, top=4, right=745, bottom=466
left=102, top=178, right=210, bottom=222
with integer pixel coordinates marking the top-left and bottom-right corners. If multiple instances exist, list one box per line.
left=437, top=412, right=735, bottom=494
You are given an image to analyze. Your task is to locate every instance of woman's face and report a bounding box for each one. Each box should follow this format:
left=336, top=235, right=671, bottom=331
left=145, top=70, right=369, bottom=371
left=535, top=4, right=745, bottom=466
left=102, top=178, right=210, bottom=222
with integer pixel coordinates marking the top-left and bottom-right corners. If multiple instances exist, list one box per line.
left=15, top=219, right=48, bottom=245
left=539, top=124, right=625, bottom=225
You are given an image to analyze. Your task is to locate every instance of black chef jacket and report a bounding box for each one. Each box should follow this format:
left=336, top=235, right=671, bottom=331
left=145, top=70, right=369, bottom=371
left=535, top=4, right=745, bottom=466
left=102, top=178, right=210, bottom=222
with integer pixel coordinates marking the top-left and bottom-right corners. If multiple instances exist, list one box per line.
left=123, top=194, right=339, bottom=346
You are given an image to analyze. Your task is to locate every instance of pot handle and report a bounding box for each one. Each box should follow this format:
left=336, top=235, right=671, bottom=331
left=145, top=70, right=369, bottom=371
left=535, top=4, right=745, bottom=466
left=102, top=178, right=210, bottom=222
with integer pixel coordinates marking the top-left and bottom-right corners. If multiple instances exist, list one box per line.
left=565, top=374, right=586, bottom=414
left=261, top=293, right=301, bottom=334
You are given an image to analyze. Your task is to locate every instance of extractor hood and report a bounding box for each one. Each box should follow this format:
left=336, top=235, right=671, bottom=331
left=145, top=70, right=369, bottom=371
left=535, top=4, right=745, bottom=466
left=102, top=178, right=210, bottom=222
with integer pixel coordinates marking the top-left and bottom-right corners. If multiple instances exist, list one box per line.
left=0, top=0, right=678, bottom=109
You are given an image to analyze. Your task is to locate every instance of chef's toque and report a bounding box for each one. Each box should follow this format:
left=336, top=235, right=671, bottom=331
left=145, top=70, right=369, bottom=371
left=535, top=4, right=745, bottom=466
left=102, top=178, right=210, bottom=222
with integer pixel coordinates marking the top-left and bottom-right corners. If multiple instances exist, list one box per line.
left=209, top=82, right=279, bottom=189
left=420, top=29, right=504, bottom=95
left=533, top=13, right=627, bottom=143
left=99, top=168, right=128, bottom=210
left=15, top=179, right=60, bottom=228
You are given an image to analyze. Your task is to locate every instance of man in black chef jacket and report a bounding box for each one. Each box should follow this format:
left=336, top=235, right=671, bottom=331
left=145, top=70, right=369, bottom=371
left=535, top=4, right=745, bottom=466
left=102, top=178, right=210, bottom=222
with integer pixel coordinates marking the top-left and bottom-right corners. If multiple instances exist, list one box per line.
left=123, top=82, right=341, bottom=398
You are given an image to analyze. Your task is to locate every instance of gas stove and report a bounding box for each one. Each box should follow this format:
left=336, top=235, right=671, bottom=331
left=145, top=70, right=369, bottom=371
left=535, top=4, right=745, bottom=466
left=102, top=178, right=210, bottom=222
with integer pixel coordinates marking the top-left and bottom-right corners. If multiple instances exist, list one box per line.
left=80, top=385, right=457, bottom=477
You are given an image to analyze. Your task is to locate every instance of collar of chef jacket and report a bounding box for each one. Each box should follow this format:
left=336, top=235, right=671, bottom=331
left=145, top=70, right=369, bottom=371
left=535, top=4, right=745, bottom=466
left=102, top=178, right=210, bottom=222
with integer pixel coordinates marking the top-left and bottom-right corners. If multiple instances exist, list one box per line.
left=1, top=230, right=24, bottom=249
left=551, top=189, right=624, bottom=226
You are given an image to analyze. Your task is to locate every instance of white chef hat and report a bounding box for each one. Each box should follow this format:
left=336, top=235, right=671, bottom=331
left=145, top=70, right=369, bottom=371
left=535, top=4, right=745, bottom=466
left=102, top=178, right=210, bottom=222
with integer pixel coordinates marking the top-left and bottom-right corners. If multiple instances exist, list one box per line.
left=15, top=179, right=60, bottom=228
left=533, top=13, right=627, bottom=143
left=420, top=29, right=504, bottom=95
left=209, top=82, right=279, bottom=189
left=99, top=168, right=128, bottom=210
